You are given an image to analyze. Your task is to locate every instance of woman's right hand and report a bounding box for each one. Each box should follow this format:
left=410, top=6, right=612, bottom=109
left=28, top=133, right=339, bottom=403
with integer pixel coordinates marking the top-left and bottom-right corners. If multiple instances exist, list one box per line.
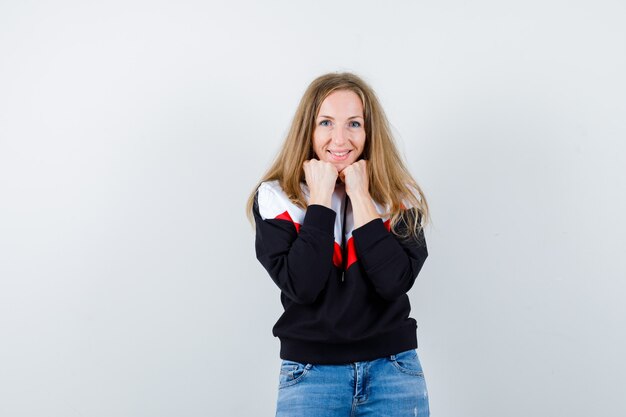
left=303, top=159, right=338, bottom=208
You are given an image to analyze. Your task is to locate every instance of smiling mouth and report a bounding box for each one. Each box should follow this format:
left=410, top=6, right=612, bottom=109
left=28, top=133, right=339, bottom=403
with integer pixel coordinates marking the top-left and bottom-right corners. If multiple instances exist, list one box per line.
left=327, top=150, right=351, bottom=161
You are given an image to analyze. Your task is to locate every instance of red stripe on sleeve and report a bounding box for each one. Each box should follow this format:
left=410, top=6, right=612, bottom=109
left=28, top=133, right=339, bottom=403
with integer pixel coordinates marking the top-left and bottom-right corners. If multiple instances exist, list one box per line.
left=275, top=210, right=301, bottom=233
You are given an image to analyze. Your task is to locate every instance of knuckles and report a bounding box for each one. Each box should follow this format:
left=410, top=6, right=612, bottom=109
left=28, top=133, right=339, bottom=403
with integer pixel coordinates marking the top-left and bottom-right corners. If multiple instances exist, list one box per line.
left=304, top=159, right=337, bottom=173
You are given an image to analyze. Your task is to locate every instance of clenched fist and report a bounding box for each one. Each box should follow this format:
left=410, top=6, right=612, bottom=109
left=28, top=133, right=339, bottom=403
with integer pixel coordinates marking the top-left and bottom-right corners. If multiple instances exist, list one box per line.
left=303, top=159, right=338, bottom=208
left=339, top=160, right=380, bottom=228
left=339, top=159, right=369, bottom=199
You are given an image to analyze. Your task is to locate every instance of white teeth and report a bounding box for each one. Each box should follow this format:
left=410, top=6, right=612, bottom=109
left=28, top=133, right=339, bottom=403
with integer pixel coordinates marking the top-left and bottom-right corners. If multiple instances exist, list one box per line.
left=330, top=151, right=349, bottom=156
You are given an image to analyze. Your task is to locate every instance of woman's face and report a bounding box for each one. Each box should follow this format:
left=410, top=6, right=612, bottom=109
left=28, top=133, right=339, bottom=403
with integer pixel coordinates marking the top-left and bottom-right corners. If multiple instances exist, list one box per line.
left=312, top=89, right=366, bottom=173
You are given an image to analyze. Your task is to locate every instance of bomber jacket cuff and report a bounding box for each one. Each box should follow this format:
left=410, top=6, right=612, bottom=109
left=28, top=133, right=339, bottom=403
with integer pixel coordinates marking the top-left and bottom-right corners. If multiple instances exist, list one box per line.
left=352, top=218, right=389, bottom=251
left=303, top=204, right=336, bottom=234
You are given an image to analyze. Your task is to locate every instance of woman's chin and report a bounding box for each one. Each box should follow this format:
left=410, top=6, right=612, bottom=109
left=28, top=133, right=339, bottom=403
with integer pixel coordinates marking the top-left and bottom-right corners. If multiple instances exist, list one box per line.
left=331, top=163, right=342, bottom=171
left=331, top=161, right=349, bottom=172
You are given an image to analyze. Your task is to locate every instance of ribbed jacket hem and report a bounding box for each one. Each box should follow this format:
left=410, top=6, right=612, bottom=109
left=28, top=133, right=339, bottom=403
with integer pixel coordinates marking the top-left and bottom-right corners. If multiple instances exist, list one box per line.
left=278, top=323, right=418, bottom=365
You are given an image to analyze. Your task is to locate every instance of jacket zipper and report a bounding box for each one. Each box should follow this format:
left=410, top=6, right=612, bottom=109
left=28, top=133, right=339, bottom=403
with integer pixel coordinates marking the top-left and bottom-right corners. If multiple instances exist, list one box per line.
left=340, top=192, right=348, bottom=282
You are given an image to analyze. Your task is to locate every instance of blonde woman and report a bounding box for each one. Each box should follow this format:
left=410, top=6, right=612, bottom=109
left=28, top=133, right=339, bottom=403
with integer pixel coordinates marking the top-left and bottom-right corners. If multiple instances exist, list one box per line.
left=246, top=72, right=431, bottom=416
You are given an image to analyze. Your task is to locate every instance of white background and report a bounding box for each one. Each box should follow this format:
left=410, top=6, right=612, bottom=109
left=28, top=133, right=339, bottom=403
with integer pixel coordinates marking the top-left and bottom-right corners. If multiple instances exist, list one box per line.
left=1, top=1, right=625, bottom=416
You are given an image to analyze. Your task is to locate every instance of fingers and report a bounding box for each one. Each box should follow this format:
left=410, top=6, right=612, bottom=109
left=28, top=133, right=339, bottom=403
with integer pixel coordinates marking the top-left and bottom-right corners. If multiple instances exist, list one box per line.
left=303, top=159, right=340, bottom=206
left=304, top=159, right=339, bottom=175
left=303, top=159, right=339, bottom=185
left=341, top=160, right=369, bottom=197
left=340, top=160, right=367, bottom=176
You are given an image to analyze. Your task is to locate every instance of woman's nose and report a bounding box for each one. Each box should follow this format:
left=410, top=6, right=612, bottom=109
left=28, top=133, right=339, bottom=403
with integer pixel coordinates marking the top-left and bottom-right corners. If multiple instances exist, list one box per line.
left=331, top=127, right=349, bottom=146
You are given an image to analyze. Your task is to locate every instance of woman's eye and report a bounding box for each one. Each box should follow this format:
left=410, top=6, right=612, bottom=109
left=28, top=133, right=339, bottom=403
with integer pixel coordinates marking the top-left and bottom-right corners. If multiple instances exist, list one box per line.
left=350, top=121, right=362, bottom=128
left=319, top=120, right=331, bottom=127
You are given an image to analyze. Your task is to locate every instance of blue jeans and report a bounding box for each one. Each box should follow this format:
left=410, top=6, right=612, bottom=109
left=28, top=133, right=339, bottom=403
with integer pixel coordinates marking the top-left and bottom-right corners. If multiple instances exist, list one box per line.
left=276, top=349, right=429, bottom=417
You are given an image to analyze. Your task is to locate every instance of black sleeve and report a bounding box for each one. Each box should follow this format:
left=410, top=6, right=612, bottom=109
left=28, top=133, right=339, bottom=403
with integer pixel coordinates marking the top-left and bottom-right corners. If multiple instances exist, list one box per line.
left=351, top=209, right=428, bottom=301
left=253, top=191, right=336, bottom=305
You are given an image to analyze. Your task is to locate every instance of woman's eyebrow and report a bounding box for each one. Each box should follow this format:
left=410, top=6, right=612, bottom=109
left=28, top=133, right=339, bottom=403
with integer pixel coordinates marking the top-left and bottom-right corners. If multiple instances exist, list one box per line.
left=317, top=115, right=364, bottom=119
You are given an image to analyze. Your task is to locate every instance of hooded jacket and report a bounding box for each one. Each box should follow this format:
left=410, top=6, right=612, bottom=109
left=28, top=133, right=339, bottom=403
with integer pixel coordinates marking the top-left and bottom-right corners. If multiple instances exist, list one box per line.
left=253, top=179, right=428, bottom=364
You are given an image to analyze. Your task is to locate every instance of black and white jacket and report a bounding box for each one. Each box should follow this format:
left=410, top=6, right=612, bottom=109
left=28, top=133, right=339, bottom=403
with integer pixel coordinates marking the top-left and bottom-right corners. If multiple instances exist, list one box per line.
left=253, top=179, right=428, bottom=364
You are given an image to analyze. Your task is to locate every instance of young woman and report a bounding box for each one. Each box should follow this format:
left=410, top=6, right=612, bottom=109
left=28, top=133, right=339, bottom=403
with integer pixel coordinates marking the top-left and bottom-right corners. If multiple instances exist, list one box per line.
left=246, top=72, right=431, bottom=416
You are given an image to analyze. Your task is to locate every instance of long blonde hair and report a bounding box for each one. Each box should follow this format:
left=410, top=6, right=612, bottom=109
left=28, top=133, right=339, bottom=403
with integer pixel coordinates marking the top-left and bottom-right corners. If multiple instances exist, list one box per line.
left=246, top=72, right=430, bottom=239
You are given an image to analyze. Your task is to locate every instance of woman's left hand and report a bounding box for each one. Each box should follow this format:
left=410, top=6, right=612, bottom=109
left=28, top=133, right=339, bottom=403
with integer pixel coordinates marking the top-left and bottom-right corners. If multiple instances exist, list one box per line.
left=340, top=160, right=380, bottom=228
left=340, top=159, right=369, bottom=199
